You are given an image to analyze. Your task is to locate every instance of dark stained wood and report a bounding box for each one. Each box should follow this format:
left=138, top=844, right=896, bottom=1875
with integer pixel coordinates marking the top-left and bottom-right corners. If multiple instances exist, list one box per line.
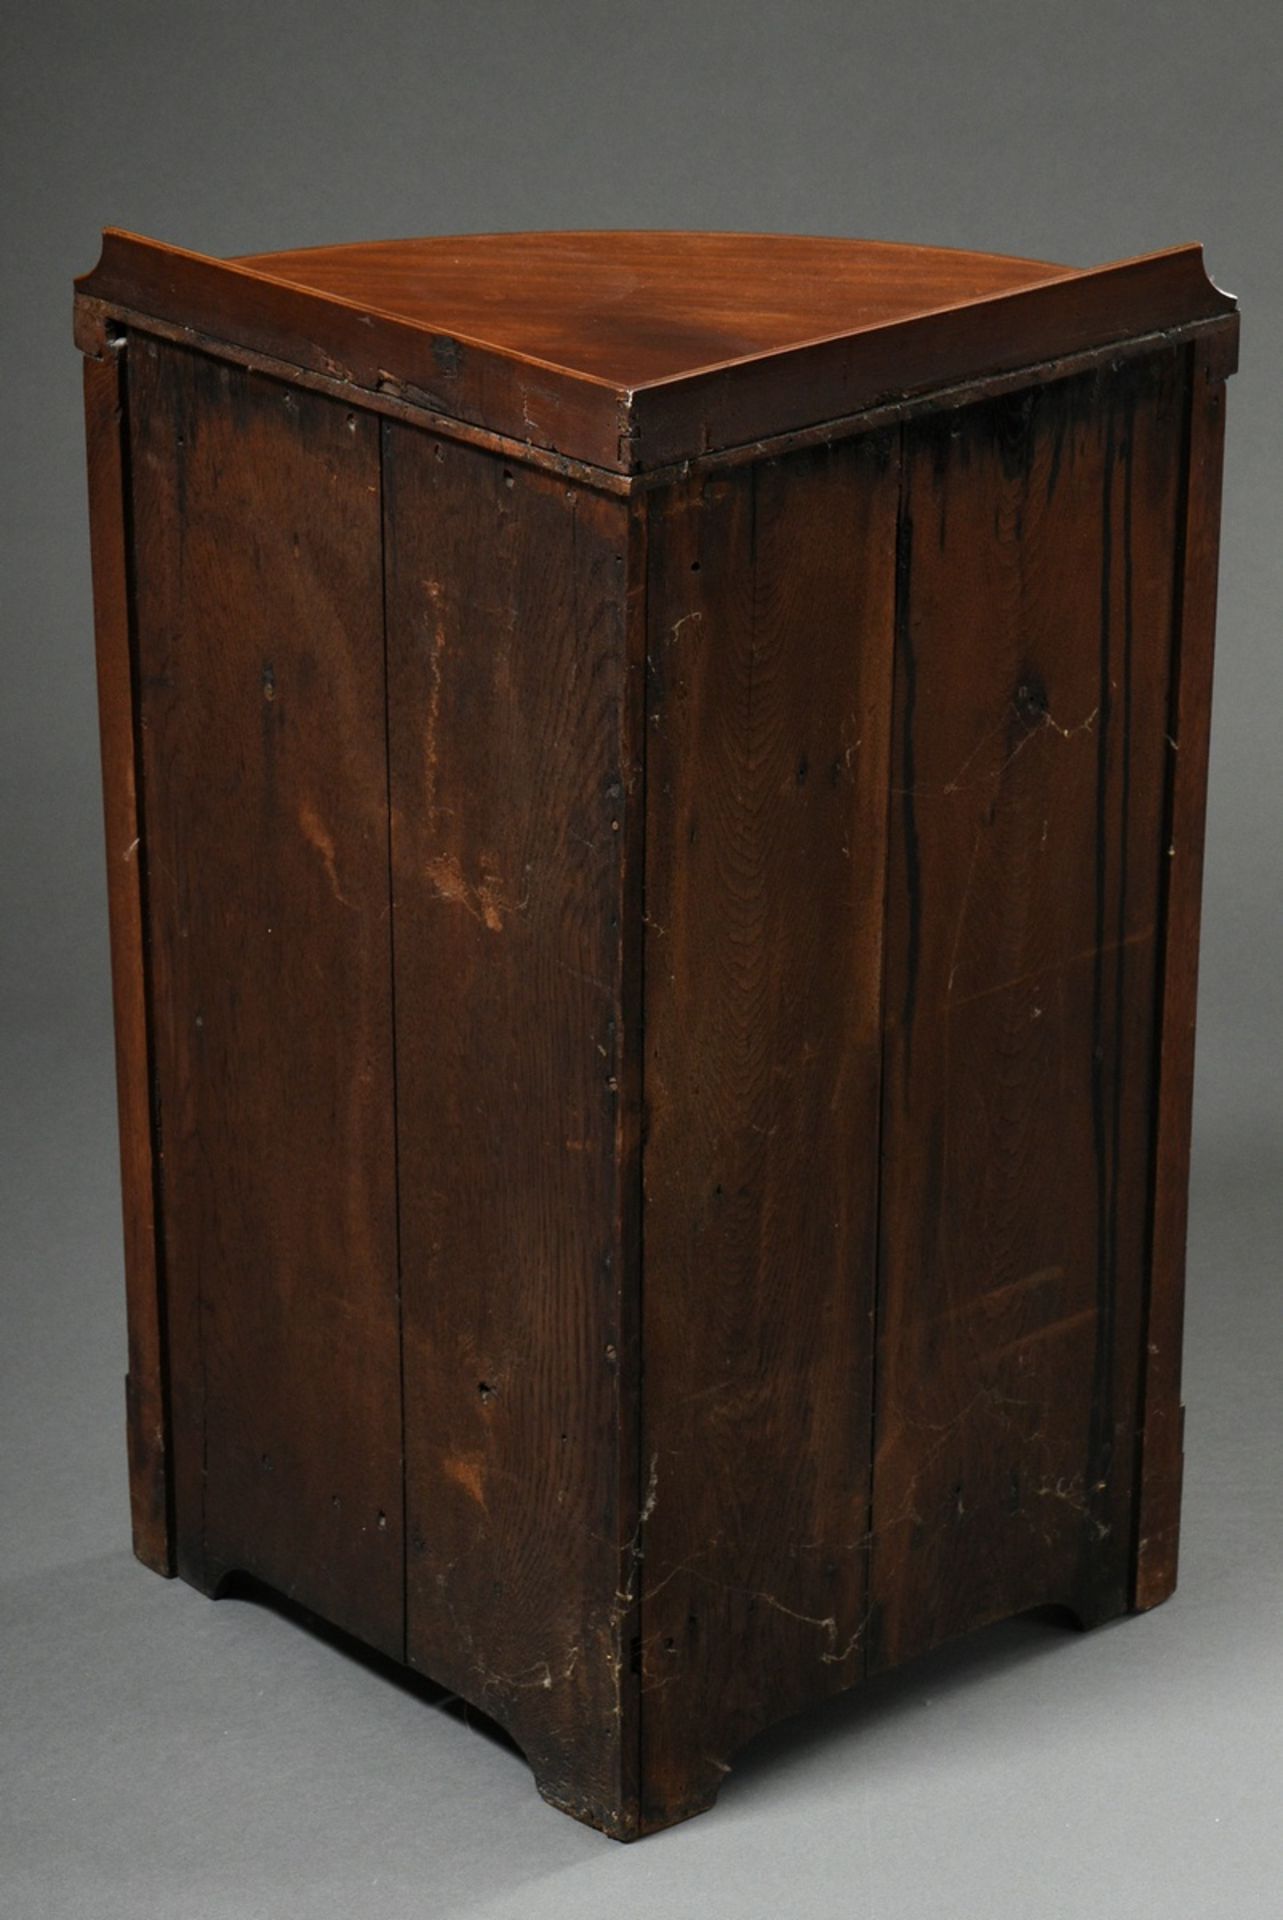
left=72, top=287, right=1230, bottom=505
left=76, top=230, right=1234, bottom=473
left=870, top=352, right=1189, bottom=1666
left=1133, top=328, right=1237, bottom=1609
left=71, top=293, right=638, bottom=496
left=127, top=339, right=405, bottom=1657
left=77, top=229, right=1238, bottom=1842
left=382, top=430, right=646, bottom=1835
left=638, top=437, right=899, bottom=1830
left=82, top=341, right=173, bottom=1576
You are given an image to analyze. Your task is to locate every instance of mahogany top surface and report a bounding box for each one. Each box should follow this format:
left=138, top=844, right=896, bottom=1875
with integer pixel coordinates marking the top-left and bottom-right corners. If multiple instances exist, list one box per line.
left=75, top=229, right=1236, bottom=474
left=230, top=230, right=1071, bottom=387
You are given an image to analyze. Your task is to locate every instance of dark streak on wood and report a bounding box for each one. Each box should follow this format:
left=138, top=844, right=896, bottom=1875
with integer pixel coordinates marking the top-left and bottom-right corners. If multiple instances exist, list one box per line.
left=894, top=485, right=920, bottom=1067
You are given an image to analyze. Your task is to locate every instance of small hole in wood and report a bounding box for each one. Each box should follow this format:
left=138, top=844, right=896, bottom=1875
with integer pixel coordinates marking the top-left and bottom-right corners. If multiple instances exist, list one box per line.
left=478, top=1381, right=496, bottom=1401
left=377, top=1510, right=388, bottom=1531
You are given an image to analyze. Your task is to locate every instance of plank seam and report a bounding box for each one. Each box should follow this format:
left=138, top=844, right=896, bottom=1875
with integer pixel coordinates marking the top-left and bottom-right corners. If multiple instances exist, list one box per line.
left=1128, top=343, right=1199, bottom=1605
left=118, top=327, right=178, bottom=1571
left=378, top=422, right=411, bottom=1663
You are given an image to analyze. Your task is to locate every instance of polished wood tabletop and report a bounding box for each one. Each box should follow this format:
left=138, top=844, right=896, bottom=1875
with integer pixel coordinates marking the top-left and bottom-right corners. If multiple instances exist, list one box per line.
left=233, top=230, right=1070, bottom=385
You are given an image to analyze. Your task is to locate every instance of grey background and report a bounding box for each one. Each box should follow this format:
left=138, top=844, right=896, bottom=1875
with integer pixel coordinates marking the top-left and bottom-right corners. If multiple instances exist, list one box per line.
left=2, top=1, right=1279, bottom=1912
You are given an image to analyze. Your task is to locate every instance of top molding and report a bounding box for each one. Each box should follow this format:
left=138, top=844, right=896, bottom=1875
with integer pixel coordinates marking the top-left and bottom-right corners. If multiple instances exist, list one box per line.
left=75, top=228, right=1238, bottom=476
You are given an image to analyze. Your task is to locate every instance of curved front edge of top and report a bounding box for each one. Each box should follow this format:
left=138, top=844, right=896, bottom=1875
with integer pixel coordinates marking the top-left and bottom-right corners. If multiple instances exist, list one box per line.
left=73, top=230, right=1238, bottom=477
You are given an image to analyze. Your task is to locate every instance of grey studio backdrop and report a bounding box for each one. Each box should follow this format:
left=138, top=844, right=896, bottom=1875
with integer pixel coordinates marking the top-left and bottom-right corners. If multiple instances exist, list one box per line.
left=2, top=3, right=1279, bottom=1915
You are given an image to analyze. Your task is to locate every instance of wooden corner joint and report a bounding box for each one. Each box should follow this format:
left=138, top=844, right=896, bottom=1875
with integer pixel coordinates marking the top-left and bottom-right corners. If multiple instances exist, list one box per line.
left=73, top=294, right=128, bottom=362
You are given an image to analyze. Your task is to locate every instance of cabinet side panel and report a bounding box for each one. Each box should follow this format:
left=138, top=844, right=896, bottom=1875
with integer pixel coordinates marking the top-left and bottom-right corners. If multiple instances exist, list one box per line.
left=1134, top=334, right=1233, bottom=1609
left=384, top=430, right=642, bottom=1837
left=871, top=351, right=1187, bottom=1668
left=128, top=340, right=404, bottom=1656
left=83, top=345, right=172, bottom=1575
left=640, top=437, right=899, bottom=1830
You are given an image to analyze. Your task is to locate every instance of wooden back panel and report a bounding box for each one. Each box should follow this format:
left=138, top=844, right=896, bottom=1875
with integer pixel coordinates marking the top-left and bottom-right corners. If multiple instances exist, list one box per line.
left=128, top=339, right=405, bottom=1656
left=870, top=349, right=1189, bottom=1660
left=382, top=431, right=645, bottom=1832
left=639, top=437, right=899, bottom=1827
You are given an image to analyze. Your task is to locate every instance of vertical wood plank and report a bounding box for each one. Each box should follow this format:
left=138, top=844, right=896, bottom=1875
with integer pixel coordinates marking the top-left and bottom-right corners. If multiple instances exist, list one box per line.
left=383, top=430, right=644, bottom=1837
left=871, top=353, right=1188, bottom=1668
left=639, top=436, right=899, bottom=1830
left=1134, top=332, right=1236, bottom=1609
left=82, top=341, right=173, bottom=1575
left=128, top=341, right=404, bottom=1657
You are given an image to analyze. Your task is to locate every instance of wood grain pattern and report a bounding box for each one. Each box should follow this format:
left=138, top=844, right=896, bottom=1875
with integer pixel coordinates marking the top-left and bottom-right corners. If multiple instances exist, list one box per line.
left=627, top=248, right=1231, bottom=472
left=76, top=230, right=1234, bottom=473
left=82, top=341, right=173, bottom=1575
left=382, top=429, right=645, bottom=1834
left=237, top=230, right=1066, bottom=383
left=870, top=352, right=1189, bottom=1667
left=128, top=339, right=404, bottom=1656
left=639, top=437, right=899, bottom=1829
left=1134, top=329, right=1236, bottom=1609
